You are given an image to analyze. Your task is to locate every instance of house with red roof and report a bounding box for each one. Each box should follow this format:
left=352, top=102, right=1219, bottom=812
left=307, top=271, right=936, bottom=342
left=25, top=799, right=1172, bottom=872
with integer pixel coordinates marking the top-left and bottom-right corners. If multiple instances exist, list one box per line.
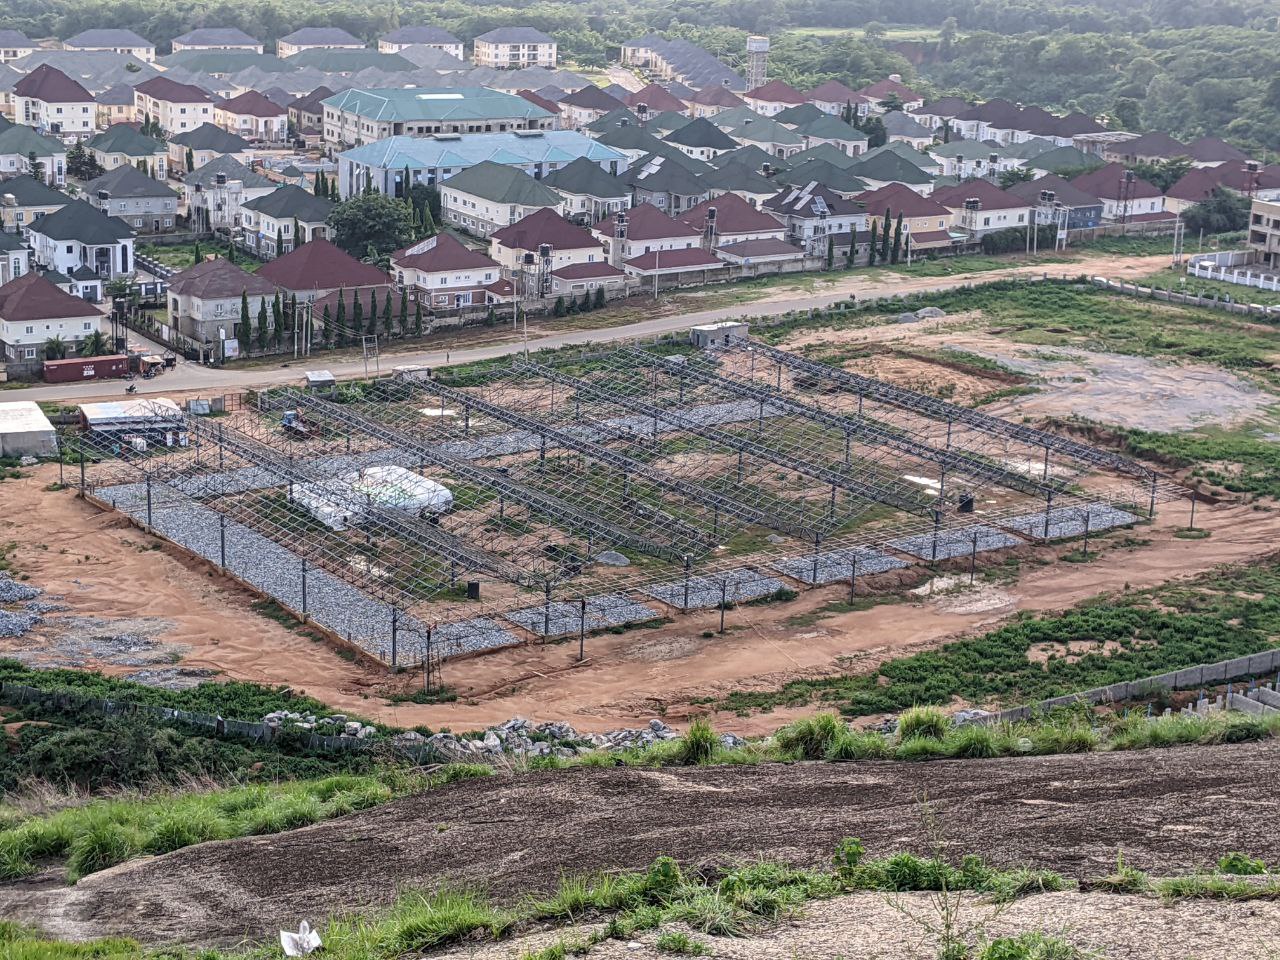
left=548, top=260, right=628, bottom=299
left=14, top=65, right=95, bottom=138
left=856, top=183, right=958, bottom=251
left=0, top=272, right=106, bottom=364
left=592, top=203, right=701, bottom=267
left=1069, top=163, right=1169, bottom=221
left=216, top=91, right=288, bottom=143
left=559, top=84, right=628, bottom=129
left=487, top=207, right=605, bottom=273
left=1164, top=164, right=1280, bottom=214
left=390, top=233, right=504, bottom=311
left=624, top=83, right=687, bottom=117
left=257, top=237, right=390, bottom=301
left=133, top=76, right=216, bottom=136
left=743, top=80, right=806, bottom=118
left=677, top=191, right=786, bottom=245
left=930, top=181, right=1033, bottom=236
left=856, top=77, right=925, bottom=113
left=684, top=85, right=744, bottom=119
left=806, top=79, right=870, bottom=118
left=166, top=257, right=277, bottom=349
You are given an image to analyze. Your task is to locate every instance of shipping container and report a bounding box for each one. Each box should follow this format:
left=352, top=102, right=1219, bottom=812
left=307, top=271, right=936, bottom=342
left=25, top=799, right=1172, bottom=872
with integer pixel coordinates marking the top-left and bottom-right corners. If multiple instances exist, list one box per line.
left=42, top=355, right=130, bottom=383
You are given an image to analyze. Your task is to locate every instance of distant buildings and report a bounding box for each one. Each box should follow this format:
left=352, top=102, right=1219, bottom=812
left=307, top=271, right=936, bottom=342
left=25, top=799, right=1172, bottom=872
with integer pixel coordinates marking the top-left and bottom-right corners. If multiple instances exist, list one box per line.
left=378, top=27, right=463, bottom=60
left=276, top=28, right=364, bottom=58
left=171, top=28, right=263, bottom=54
left=472, top=28, right=557, bottom=70
left=62, top=29, right=155, bottom=62
left=321, top=86, right=555, bottom=146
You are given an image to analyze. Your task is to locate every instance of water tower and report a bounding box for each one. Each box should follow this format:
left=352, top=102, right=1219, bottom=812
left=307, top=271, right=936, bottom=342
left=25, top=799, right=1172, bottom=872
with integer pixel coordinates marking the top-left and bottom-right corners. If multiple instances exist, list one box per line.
left=746, top=35, right=769, bottom=89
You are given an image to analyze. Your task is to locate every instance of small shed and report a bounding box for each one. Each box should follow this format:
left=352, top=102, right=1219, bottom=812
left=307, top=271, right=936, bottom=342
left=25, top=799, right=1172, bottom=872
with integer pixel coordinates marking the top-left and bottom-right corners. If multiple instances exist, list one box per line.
left=690, top=321, right=749, bottom=349
left=0, top=402, right=56, bottom=458
left=79, top=398, right=187, bottom=445
left=305, top=369, right=336, bottom=393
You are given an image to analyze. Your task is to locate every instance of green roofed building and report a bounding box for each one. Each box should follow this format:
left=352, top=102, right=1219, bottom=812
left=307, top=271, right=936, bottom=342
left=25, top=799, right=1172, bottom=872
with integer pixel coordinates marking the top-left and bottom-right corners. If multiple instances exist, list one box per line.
left=321, top=86, right=555, bottom=146
left=438, top=159, right=565, bottom=237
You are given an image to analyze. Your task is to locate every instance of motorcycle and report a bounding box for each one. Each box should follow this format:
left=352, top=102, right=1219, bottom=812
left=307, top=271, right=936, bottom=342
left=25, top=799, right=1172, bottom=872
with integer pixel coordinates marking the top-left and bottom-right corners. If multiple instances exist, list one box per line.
left=125, top=384, right=137, bottom=395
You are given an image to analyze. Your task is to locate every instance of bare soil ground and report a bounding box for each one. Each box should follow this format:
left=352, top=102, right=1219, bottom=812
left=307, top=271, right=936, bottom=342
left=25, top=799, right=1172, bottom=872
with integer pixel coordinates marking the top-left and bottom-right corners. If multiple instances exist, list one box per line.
left=6, top=740, right=1279, bottom=948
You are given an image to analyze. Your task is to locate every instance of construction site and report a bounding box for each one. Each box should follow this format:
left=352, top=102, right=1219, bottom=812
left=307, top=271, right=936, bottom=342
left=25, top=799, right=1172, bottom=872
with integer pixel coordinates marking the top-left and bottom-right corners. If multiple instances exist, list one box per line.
left=61, top=320, right=1185, bottom=692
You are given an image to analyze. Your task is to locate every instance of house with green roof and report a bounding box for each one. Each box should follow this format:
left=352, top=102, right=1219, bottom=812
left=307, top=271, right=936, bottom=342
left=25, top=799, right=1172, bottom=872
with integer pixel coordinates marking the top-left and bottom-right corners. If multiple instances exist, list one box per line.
left=849, top=150, right=935, bottom=193
left=542, top=156, right=631, bottom=224
left=927, top=140, right=1017, bottom=180
left=168, top=122, right=253, bottom=173
left=0, top=173, right=68, bottom=232
left=860, top=140, right=941, bottom=176
left=321, top=86, right=554, bottom=146
left=86, top=165, right=179, bottom=234
left=791, top=114, right=868, bottom=158
left=183, top=155, right=275, bottom=232
left=787, top=142, right=863, bottom=171
left=86, top=124, right=168, bottom=180
left=239, top=184, right=335, bottom=257
left=439, top=159, right=565, bottom=237
left=0, top=123, right=67, bottom=185
left=1023, top=144, right=1105, bottom=177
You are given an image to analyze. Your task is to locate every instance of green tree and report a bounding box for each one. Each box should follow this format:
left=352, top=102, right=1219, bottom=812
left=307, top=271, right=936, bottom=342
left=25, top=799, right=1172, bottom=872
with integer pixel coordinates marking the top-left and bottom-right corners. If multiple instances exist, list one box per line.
left=864, top=116, right=887, bottom=149
left=863, top=20, right=886, bottom=41
left=192, top=241, right=201, bottom=265
left=351, top=290, right=364, bottom=337
left=579, top=291, right=591, bottom=312
left=334, top=289, right=347, bottom=347
left=256, top=299, right=268, bottom=351
left=1131, top=157, right=1193, bottom=193
left=79, top=330, right=110, bottom=357
left=868, top=219, right=878, bottom=266
left=891, top=212, right=903, bottom=264
left=380, top=289, right=393, bottom=337
left=879, top=209, right=891, bottom=262
left=185, top=146, right=195, bottom=173
left=1111, top=98, right=1142, bottom=131
left=398, top=287, right=408, bottom=333
left=366, top=289, right=378, bottom=335
left=237, top=291, right=251, bottom=352
left=593, top=285, right=606, bottom=308
left=275, top=226, right=284, bottom=258
left=42, top=335, right=66, bottom=360
left=271, top=291, right=282, bottom=346
left=326, top=194, right=415, bottom=258
left=287, top=294, right=297, bottom=348
left=413, top=300, right=423, bottom=336
left=321, top=304, right=333, bottom=348
left=553, top=295, right=566, bottom=317
left=1182, top=187, right=1251, bottom=235
left=314, top=169, right=326, bottom=197
left=825, top=233, right=835, bottom=270
left=999, top=167, right=1035, bottom=189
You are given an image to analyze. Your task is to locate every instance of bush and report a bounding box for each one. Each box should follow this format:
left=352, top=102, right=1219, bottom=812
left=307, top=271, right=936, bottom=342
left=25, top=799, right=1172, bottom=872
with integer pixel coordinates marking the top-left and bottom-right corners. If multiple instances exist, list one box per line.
left=825, top=728, right=892, bottom=761
left=897, top=706, right=950, bottom=741
left=894, top=736, right=951, bottom=761
left=943, top=723, right=1002, bottom=758
left=979, top=932, right=1084, bottom=960
left=674, top=718, right=718, bottom=766
left=66, top=822, right=140, bottom=882
left=382, top=889, right=515, bottom=951
left=1218, top=852, right=1267, bottom=876
left=655, top=931, right=708, bottom=955
left=145, top=807, right=228, bottom=854
left=1092, top=853, right=1149, bottom=894
left=774, top=713, right=844, bottom=760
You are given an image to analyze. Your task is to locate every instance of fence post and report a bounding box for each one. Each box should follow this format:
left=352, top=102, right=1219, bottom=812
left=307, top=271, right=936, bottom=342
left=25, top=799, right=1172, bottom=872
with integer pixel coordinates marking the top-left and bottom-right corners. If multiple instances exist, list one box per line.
left=300, top=558, right=307, bottom=615
left=219, top=513, right=227, bottom=569
left=390, top=606, right=398, bottom=669
left=1188, top=490, right=1197, bottom=531
left=848, top=555, right=857, bottom=604
left=145, top=474, right=153, bottom=528
left=718, top=580, right=727, bottom=634
left=578, top=597, right=586, bottom=662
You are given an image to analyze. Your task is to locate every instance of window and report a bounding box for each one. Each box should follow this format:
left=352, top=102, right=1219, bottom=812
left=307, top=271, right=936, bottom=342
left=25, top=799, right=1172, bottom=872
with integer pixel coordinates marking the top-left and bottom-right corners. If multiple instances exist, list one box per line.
left=65, top=245, right=73, bottom=254
left=23, top=326, right=32, bottom=334
left=83, top=321, right=91, bottom=331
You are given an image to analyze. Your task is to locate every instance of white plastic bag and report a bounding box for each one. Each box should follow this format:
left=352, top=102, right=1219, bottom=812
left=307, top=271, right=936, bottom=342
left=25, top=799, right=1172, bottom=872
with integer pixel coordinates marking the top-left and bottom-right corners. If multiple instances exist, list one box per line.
left=280, top=920, right=323, bottom=956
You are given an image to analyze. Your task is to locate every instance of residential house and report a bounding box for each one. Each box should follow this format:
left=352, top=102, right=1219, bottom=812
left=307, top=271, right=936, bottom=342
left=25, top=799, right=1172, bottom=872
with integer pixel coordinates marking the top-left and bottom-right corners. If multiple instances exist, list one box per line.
left=685, top=85, right=744, bottom=119
left=0, top=124, right=67, bottom=185
left=85, top=164, right=179, bottom=233
left=848, top=150, right=934, bottom=194
left=238, top=184, right=334, bottom=257
left=1069, top=163, right=1168, bottom=221
left=743, top=80, right=806, bottom=118
left=171, top=28, right=263, bottom=54
left=928, top=141, right=1015, bottom=180
left=216, top=90, right=288, bottom=142
left=789, top=114, right=867, bottom=157
left=1004, top=175, right=1104, bottom=230
left=773, top=158, right=869, bottom=198
left=907, top=96, right=971, bottom=133
left=763, top=182, right=868, bottom=253
left=85, top=124, right=168, bottom=179
left=857, top=77, right=924, bottom=112
left=0, top=272, right=107, bottom=365
left=547, top=260, right=627, bottom=298
left=592, top=202, right=702, bottom=266
left=132, top=75, right=215, bottom=136
left=321, top=86, right=554, bottom=146
left=621, top=35, right=744, bottom=93
left=697, top=162, right=780, bottom=209
left=1164, top=164, right=1280, bottom=214
left=0, top=31, right=35, bottom=65
left=0, top=232, right=30, bottom=283
left=711, top=143, right=790, bottom=177
left=183, top=155, right=275, bottom=231
left=1249, top=199, right=1280, bottom=271
left=949, top=99, right=1024, bottom=144
left=439, top=159, right=565, bottom=237
left=1022, top=144, right=1103, bottom=178
left=26, top=198, right=135, bottom=278
left=94, top=84, right=135, bottom=128
left=390, top=232, right=502, bottom=310
left=1102, top=131, right=1187, bottom=166
left=558, top=85, right=627, bottom=130
left=1184, top=137, right=1249, bottom=168
left=168, top=122, right=252, bottom=174
left=662, top=117, right=737, bottom=162
left=718, top=115, right=804, bottom=159
left=165, top=257, right=276, bottom=349
left=257, top=236, right=388, bottom=302
left=286, top=86, right=334, bottom=141
left=931, top=180, right=1032, bottom=237
left=854, top=183, right=958, bottom=253
left=488, top=207, right=603, bottom=274
left=542, top=156, right=631, bottom=223
left=14, top=65, right=95, bottom=138
left=624, top=83, right=686, bottom=116
left=772, top=103, right=825, bottom=127
left=63, top=29, right=154, bottom=63
left=276, top=28, right=364, bottom=58
left=805, top=79, right=867, bottom=117
left=678, top=191, right=786, bottom=249
left=624, top=153, right=711, bottom=214
left=378, top=27, right=464, bottom=60
left=472, top=28, right=557, bottom=70
left=336, top=130, right=625, bottom=197
left=0, top=174, right=67, bottom=232
left=881, top=111, right=934, bottom=150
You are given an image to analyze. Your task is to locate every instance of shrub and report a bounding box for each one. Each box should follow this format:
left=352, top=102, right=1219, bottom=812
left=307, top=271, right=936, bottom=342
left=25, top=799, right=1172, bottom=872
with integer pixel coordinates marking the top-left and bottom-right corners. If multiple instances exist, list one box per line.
left=833, top=837, right=865, bottom=879
left=239, top=794, right=324, bottom=835
left=894, top=736, right=951, bottom=761
left=145, top=808, right=228, bottom=854
left=382, top=889, right=515, bottom=951
left=655, top=931, right=708, bottom=955
left=897, top=706, right=950, bottom=741
left=66, top=822, right=140, bottom=882
left=774, top=713, right=844, bottom=760
left=825, top=728, right=892, bottom=761
left=984, top=868, right=1068, bottom=902
left=979, top=932, right=1084, bottom=960
left=1218, top=852, right=1267, bottom=876
left=944, top=723, right=1002, bottom=758
left=674, top=719, right=718, bottom=766
left=661, top=892, right=747, bottom=936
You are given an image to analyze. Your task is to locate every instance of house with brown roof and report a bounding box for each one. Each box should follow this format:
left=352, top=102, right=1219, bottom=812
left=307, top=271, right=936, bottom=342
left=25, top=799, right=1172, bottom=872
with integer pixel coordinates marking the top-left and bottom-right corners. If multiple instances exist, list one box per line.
left=14, top=65, right=95, bottom=138
left=1164, top=164, right=1280, bottom=213
left=1101, top=132, right=1187, bottom=166
left=624, top=83, right=687, bottom=117
left=167, top=257, right=277, bottom=349
left=0, top=272, right=106, bottom=365
left=592, top=202, right=702, bottom=267
left=287, top=86, right=335, bottom=141
left=1069, top=162, right=1169, bottom=221
left=931, top=180, right=1033, bottom=237
left=684, top=84, right=744, bottom=119
left=1184, top=137, right=1249, bottom=168
left=133, top=75, right=215, bottom=136
left=855, top=183, right=958, bottom=251
left=806, top=79, right=869, bottom=118
left=276, top=27, right=364, bottom=58
left=216, top=91, right=288, bottom=142
left=487, top=207, right=604, bottom=274
left=743, top=80, right=806, bottom=118
left=256, top=237, right=389, bottom=302
left=763, top=182, right=868, bottom=252
left=559, top=85, right=627, bottom=130
left=391, top=233, right=502, bottom=311
left=857, top=77, right=924, bottom=113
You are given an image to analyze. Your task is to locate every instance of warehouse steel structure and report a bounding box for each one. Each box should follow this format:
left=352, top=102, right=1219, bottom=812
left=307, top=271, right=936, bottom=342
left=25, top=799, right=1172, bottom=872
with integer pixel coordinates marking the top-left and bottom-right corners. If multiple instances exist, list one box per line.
left=72, top=333, right=1181, bottom=675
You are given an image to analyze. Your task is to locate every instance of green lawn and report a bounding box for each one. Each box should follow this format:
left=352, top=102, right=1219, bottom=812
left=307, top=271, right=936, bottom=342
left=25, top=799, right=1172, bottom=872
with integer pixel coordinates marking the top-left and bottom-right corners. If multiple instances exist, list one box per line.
left=137, top=243, right=262, bottom=273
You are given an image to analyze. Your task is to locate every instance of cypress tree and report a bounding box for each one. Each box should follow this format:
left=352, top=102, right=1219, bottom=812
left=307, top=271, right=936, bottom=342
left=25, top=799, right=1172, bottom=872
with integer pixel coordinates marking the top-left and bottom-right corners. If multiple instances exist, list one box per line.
left=351, top=290, right=363, bottom=337
left=186, top=146, right=195, bottom=172
left=413, top=300, right=423, bottom=336
left=868, top=220, right=878, bottom=266
left=285, top=294, right=296, bottom=348
left=593, top=285, right=605, bottom=308
left=380, top=290, right=393, bottom=337
left=553, top=295, right=566, bottom=317
left=579, top=291, right=591, bottom=312
left=366, top=289, right=378, bottom=335
left=826, top=234, right=835, bottom=270
left=891, top=212, right=904, bottom=264
left=334, top=289, right=347, bottom=347
left=322, top=304, right=333, bottom=347
left=275, top=226, right=284, bottom=258
left=271, top=291, right=282, bottom=345
left=256, top=299, right=268, bottom=351
left=879, top=208, right=891, bottom=262
left=237, top=291, right=251, bottom=350
left=398, top=287, right=409, bottom=334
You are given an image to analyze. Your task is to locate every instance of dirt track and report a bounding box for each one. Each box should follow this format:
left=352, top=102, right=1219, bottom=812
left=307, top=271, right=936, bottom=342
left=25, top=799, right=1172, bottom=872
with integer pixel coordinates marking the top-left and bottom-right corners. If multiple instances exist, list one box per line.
left=7, top=740, right=1280, bottom=947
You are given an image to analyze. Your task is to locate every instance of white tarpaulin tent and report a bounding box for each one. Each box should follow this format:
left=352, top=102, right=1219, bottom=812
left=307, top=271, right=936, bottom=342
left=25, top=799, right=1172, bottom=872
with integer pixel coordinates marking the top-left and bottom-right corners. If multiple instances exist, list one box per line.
left=0, top=402, right=56, bottom=458
left=290, top=465, right=453, bottom=531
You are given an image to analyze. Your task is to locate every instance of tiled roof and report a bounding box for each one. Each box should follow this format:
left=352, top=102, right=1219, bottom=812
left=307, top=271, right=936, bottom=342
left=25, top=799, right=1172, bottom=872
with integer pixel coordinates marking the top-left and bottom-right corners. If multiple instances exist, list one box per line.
left=87, top=164, right=178, bottom=199
left=806, top=79, right=861, bottom=103
left=86, top=124, right=164, bottom=156
left=170, top=122, right=252, bottom=152
left=134, top=75, right=214, bottom=103
left=1070, top=162, right=1163, bottom=200
left=552, top=261, right=624, bottom=280
left=28, top=199, right=134, bottom=243
left=440, top=160, right=562, bottom=205
left=624, top=247, right=721, bottom=271
left=687, top=85, right=743, bottom=108
left=475, top=27, right=555, bottom=44
left=715, top=238, right=804, bottom=259
left=0, top=272, right=102, bottom=322
left=1185, top=136, right=1248, bottom=164
left=241, top=184, right=333, bottom=221
left=185, top=154, right=273, bottom=188
left=1003, top=174, right=1102, bottom=209
left=763, top=183, right=864, bottom=218
left=381, top=26, right=460, bottom=45
left=13, top=64, right=91, bottom=102
left=218, top=90, right=286, bottom=117
left=931, top=180, right=1029, bottom=211
left=256, top=238, right=388, bottom=290
left=323, top=86, right=549, bottom=123
left=624, top=83, right=687, bottom=114
left=663, top=117, right=737, bottom=150
left=0, top=174, right=67, bottom=206
left=64, top=29, right=152, bottom=49
left=745, top=79, right=805, bottom=105
left=679, top=191, right=783, bottom=235
left=855, top=183, right=952, bottom=219
left=172, top=28, right=260, bottom=47
left=542, top=156, right=629, bottom=198
left=169, top=257, right=277, bottom=298
left=1113, top=131, right=1186, bottom=158
left=595, top=203, right=699, bottom=241
left=559, top=85, right=625, bottom=111
left=339, top=130, right=624, bottom=174
left=491, top=207, right=599, bottom=251
left=392, top=233, right=496, bottom=272
left=858, top=77, right=923, bottom=103
left=278, top=27, right=363, bottom=46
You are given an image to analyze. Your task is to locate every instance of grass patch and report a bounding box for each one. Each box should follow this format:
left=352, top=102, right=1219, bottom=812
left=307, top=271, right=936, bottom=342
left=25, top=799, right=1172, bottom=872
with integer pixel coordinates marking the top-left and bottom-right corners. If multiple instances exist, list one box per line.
left=1105, top=425, right=1280, bottom=499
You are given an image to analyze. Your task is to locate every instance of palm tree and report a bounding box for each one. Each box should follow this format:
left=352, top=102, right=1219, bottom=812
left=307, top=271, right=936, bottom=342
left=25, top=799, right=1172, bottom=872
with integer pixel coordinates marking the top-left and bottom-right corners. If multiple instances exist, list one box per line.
left=43, top=335, right=67, bottom=360
left=79, top=330, right=110, bottom=357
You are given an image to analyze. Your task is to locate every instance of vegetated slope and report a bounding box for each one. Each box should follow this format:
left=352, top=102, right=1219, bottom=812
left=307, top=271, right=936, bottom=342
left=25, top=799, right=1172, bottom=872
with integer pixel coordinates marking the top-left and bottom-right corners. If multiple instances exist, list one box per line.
left=7, top=739, right=1279, bottom=947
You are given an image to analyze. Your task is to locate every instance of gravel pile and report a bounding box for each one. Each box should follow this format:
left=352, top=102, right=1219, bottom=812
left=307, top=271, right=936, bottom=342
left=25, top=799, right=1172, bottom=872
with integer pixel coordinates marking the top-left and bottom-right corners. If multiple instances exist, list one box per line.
left=502, top=592, right=662, bottom=637
left=98, top=482, right=432, bottom=665
left=1001, top=502, right=1140, bottom=541
left=26, top=599, right=69, bottom=614
left=645, top=567, right=786, bottom=610
left=888, top=524, right=1022, bottom=561
left=772, top=546, right=908, bottom=586
left=0, top=608, right=41, bottom=637
left=0, top=576, right=41, bottom=603
left=429, top=618, right=520, bottom=657
left=123, top=667, right=220, bottom=690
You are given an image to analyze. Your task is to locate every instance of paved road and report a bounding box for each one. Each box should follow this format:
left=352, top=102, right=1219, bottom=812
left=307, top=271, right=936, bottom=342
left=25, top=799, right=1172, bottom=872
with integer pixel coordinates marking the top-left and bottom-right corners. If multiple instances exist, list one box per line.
left=5, top=258, right=1153, bottom=404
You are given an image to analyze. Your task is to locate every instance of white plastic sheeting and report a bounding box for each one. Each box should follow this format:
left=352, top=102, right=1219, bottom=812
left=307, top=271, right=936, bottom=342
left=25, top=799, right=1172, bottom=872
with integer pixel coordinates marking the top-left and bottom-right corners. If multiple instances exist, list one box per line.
left=289, top=465, right=453, bottom=531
